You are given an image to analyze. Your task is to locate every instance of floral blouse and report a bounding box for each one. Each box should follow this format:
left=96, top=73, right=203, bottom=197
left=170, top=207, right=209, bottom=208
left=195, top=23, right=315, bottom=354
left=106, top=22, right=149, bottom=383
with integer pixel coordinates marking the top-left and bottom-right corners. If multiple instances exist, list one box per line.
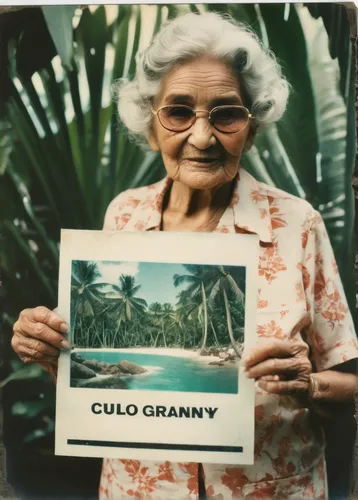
left=99, top=168, right=358, bottom=499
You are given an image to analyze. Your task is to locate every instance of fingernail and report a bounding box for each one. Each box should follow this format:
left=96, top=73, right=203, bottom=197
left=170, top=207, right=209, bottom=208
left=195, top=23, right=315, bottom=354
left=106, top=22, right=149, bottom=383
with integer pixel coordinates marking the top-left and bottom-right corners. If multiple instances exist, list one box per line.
left=60, top=323, right=69, bottom=333
left=61, top=339, right=70, bottom=350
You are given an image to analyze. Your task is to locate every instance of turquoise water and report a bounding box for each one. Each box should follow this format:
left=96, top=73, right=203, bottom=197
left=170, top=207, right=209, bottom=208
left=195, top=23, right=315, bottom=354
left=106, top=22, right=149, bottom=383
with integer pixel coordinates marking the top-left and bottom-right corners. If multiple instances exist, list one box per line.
left=78, top=351, right=238, bottom=394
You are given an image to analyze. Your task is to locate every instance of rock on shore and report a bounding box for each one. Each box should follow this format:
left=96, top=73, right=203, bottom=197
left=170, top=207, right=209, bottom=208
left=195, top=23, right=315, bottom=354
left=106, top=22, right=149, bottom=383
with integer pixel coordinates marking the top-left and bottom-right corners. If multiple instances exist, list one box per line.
left=101, top=360, right=147, bottom=376
left=200, top=345, right=243, bottom=363
left=74, top=376, right=128, bottom=389
left=70, top=353, right=147, bottom=389
left=71, top=360, right=98, bottom=379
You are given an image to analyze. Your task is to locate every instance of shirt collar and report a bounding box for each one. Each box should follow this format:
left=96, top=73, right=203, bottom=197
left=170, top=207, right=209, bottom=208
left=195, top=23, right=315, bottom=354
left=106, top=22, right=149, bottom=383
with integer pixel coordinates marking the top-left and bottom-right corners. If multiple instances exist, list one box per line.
left=232, top=168, right=273, bottom=243
left=125, top=168, right=273, bottom=243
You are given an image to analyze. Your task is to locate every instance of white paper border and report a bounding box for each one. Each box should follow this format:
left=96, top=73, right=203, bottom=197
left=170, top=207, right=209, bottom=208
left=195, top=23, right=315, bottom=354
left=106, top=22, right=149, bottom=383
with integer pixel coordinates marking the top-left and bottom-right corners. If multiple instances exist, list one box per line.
left=55, top=230, right=258, bottom=464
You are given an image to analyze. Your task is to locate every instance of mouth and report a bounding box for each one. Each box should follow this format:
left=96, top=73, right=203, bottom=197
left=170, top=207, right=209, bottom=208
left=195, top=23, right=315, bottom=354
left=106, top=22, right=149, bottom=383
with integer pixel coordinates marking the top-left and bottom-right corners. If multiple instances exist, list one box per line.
left=185, top=157, right=220, bottom=164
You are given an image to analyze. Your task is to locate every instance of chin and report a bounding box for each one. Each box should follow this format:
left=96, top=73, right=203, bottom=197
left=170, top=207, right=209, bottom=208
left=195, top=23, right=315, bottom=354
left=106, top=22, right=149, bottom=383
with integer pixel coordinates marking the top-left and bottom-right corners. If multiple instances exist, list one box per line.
left=178, top=169, right=229, bottom=190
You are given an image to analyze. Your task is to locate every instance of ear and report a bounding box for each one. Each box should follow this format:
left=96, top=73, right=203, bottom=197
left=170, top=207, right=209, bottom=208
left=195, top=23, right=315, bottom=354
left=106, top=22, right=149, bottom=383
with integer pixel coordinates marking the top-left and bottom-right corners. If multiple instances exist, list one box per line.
left=243, top=125, right=257, bottom=153
left=147, top=128, right=160, bottom=152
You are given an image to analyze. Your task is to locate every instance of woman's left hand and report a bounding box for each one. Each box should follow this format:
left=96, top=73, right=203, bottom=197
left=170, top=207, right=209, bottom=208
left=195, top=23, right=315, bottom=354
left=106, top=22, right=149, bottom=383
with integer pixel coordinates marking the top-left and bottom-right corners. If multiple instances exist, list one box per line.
left=243, top=339, right=312, bottom=395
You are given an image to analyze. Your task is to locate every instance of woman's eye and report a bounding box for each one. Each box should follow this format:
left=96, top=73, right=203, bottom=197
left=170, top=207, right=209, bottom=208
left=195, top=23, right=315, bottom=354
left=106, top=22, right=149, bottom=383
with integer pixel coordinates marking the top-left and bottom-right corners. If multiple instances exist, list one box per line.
left=169, top=107, right=192, bottom=119
left=214, top=109, right=236, bottom=122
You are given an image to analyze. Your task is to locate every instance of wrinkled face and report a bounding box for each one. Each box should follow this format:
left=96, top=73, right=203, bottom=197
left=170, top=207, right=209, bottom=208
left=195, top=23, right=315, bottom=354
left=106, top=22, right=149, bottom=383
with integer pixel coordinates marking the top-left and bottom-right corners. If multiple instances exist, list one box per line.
left=148, top=56, right=255, bottom=190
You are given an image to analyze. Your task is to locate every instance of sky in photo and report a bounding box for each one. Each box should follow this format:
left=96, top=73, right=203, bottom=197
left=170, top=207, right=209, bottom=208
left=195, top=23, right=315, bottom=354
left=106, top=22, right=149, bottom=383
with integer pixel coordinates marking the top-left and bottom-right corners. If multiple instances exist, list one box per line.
left=95, top=260, right=189, bottom=305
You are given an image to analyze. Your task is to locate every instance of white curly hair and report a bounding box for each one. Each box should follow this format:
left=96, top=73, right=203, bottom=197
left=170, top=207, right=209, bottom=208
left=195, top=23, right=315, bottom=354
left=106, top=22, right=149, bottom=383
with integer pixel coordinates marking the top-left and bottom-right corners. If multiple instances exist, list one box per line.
left=114, top=11, right=289, bottom=144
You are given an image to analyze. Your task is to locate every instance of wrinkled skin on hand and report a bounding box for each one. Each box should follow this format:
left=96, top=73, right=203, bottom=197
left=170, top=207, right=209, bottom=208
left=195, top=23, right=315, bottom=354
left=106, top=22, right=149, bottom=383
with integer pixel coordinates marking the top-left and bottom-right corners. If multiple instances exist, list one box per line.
left=12, top=306, right=69, bottom=381
left=243, top=338, right=312, bottom=395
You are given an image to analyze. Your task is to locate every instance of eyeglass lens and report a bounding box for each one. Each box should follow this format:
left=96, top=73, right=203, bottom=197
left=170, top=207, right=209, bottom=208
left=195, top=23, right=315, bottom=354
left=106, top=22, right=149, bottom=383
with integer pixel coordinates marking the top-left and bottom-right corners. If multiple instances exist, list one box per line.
left=157, top=106, right=249, bottom=133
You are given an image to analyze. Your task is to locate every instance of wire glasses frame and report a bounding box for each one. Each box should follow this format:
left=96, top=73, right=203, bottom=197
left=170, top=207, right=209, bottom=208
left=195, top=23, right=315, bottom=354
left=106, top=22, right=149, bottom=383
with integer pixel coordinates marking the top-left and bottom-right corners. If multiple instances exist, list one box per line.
left=151, top=104, right=254, bottom=134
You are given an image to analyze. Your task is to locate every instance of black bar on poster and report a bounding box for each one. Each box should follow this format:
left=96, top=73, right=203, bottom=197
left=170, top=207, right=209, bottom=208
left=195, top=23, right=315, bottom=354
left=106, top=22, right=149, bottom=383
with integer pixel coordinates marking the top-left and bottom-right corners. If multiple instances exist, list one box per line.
left=67, top=439, right=243, bottom=453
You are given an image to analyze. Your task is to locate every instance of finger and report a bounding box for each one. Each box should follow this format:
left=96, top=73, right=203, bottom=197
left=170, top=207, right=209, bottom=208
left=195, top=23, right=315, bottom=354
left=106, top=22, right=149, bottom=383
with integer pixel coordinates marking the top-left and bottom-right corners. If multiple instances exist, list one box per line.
left=243, top=339, right=309, bottom=369
left=29, top=322, right=69, bottom=350
left=247, top=357, right=311, bottom=379
left=259, top=375, right=283, bottom=381
left=258, top=379, right=309, bottom=395
left=15, top=336, right=60, bottom=362
left=20, top=306, right=69, bottom=334
left=15, top=315, right=70, bottom=350
left=11, top=335, right=35, bottom=361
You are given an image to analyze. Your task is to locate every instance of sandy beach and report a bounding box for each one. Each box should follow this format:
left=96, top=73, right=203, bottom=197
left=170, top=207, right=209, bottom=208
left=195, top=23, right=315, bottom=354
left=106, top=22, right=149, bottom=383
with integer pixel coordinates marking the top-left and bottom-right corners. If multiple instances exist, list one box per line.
left=72, top=347, right=240, bottom=366
left=72, top=347, right=240, bottom=393
left=73, top=347, right=199, bottom=357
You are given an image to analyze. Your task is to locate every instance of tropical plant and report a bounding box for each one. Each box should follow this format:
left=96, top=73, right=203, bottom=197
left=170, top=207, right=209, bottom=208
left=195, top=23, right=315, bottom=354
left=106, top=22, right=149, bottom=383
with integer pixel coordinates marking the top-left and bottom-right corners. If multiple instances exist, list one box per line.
left=70, top=260, right=111, bottom=347
left=0, top=3, right=355, bottom=325
left=71, top=260, right=109, bottom=316
left=148, top=302, right=164, bottom=346
left=173, top=264, right=212, bottom=353
left=210, top=295, right=246, bottom=347
left=100, top=274, right=147, bottom=345
left=1, top=3, right=355, bottom=347
left=173, top=290, right=202, bottom=348
left=69, top=263, right=245, bottom=352
left=173, top=265, right=246, bottom=353
left=207, top=266, right=245, bottom=356
left=107, top=275, right=147, bottom=320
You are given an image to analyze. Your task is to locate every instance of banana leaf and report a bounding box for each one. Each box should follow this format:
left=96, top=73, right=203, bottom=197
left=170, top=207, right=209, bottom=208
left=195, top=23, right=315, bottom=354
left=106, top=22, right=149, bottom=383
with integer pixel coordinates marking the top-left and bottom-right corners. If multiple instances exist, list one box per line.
left=304, top=3, right=352, bottom=100
left=303, top=9, right=355, bottom=312
left=42, top=6, right=78, bottom=70
left=0, top=364, right=45, bottom=389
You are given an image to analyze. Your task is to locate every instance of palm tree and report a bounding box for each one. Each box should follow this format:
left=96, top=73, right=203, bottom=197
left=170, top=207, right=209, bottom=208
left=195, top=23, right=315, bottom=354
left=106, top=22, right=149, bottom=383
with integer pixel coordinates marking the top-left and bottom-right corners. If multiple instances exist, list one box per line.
left=174, top=290, right=200, bottom=348
left=148, top=302, right=177, bottom=347
left=208, top=266, right=245, bottom=356
left=71, top=261, right=111, bottom=344
left=173, top=264, right=213, bottom=353
left=173, top=291, right=192, bottom=348
left=160, top=303, right=177, bottom=346
left=106, top=275, right=147, bottom=346
left=149, top=302, right=165, bottom=347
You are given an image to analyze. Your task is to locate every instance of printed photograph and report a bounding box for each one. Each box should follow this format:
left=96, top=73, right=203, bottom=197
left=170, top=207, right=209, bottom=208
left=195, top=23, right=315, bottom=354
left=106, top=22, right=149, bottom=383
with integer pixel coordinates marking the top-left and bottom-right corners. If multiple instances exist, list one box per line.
left=70, top=259, right=246, bottom=393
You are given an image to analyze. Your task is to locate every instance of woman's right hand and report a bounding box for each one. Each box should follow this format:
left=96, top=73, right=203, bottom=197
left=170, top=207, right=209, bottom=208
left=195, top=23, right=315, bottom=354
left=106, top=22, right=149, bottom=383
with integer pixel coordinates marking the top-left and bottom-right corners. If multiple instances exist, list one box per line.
left=12, top=306, right=70, bottom=375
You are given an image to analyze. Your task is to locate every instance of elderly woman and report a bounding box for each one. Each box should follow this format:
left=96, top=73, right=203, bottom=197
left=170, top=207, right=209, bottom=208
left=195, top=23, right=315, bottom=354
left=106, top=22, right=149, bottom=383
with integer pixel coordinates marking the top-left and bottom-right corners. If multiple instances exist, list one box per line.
left=11, top=11, right=358, bottom=500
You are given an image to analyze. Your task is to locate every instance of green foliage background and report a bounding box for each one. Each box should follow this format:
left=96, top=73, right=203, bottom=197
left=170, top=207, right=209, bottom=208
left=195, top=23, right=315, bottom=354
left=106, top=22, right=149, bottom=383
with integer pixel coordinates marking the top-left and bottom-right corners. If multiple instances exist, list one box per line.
left=0, top=3, right=356, bottom=498
left=0, top=4, right=356, bottom=322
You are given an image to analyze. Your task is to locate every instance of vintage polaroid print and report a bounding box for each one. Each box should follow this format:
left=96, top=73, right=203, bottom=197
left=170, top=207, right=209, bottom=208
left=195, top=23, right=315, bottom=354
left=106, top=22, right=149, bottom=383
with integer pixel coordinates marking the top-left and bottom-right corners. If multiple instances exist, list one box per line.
left=1, top=2, right=357, bottom=499
left=55, top=229, right=258, bottom=464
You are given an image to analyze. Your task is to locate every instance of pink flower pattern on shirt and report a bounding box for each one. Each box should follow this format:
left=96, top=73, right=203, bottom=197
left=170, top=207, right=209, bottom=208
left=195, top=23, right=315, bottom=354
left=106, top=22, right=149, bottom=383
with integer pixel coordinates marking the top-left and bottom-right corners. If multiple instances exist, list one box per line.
left=99, top=168, right=358, bottom=499
left=258, top=240, right=287, bottom=284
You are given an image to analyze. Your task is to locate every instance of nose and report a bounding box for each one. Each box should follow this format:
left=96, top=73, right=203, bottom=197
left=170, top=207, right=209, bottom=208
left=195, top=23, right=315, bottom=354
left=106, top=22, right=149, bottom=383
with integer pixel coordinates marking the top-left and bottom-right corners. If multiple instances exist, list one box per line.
left=187, top=114, right=216, bottom=150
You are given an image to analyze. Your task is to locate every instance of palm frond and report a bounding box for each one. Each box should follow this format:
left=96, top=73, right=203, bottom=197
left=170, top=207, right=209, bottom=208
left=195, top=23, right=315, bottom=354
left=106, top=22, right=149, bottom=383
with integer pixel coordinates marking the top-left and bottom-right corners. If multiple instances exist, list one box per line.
left=226, top=274, right=245, bottom=302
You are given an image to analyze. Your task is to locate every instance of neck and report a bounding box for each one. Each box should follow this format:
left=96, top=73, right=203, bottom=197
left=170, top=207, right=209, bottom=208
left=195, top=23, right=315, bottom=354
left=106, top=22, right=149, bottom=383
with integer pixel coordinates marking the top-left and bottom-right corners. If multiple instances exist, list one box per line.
left=168, top=180, right=233, bottom=214
left=162, top=179, right=234, bottom=232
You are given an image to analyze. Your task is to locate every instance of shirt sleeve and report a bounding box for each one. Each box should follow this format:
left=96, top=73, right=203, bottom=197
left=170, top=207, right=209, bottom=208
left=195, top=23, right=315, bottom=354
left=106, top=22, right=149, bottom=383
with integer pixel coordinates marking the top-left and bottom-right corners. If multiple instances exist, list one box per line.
left=102, top=190, right=135, bottom=231
left=304, top=210, right=358, bottom=371
left=103, top=198, right=118, bottom=230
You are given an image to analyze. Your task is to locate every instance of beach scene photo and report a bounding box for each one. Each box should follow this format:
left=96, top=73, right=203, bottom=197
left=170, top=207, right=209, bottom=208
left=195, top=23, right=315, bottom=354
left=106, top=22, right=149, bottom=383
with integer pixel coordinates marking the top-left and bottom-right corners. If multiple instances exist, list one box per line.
left=70, top=260, right=246, bottom=394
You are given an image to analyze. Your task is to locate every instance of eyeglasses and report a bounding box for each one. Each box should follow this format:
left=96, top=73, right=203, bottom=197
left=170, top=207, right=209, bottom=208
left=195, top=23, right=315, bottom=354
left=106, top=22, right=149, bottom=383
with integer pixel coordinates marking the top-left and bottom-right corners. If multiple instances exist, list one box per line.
left=151, top=105, right=254, bottom=134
